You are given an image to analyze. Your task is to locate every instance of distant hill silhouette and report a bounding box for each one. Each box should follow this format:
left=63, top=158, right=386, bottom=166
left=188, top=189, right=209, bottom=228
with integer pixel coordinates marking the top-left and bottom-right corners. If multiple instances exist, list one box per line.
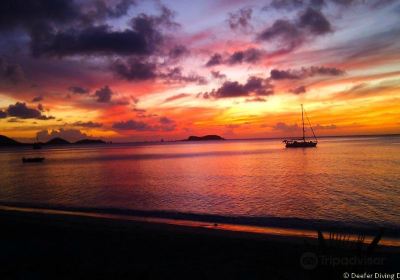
left=45, top=137, right=71, bottom=145
left=186, top=135, right=225, bottom=141
left=0, top=135, right=21, bottom=146
left=0, top=135, right=106, bottom=147
left=75, top=139, right=106, bottom=145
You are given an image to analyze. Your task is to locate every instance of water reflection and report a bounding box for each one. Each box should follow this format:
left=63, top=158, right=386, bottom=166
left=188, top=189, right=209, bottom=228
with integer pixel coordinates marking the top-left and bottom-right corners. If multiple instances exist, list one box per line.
left=0, top=137, right=399, bottom=228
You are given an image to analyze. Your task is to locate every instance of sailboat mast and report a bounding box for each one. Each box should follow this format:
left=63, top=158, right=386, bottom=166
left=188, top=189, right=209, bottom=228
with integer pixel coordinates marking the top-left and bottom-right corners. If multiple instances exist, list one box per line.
left=301, top=104, right=305, bottom=141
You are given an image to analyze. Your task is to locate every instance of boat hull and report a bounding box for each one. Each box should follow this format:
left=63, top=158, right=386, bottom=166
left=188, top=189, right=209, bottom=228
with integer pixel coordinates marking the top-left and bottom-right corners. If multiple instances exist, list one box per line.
left=22, top=157, right=45, bottom=163
left=285, top=141, right=317, bottom=148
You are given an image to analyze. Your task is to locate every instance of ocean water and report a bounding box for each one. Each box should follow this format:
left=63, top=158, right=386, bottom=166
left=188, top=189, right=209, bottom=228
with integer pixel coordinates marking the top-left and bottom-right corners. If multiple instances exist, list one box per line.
left=1, top=136, right=400, bottom=231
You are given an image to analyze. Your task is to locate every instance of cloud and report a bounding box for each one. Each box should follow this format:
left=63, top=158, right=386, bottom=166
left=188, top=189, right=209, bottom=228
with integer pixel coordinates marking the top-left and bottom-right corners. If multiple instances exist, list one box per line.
left=113, top=116, right=176, bottom=131
left=298, top=7, right=332, bottom=35
left=0, top=0, right=81, bottom=30
left=112, top=58, right=156, bottom=81
left=269, top=0, right=305, bottom=10
left=168, top=45, right=189, bottom=59
left=6, top=102, right=54, bottom=120
left=164, top=93, right=190, bottom=103
left=88, top=0, right=137, bottom=19
left=32, top=96, right=43, bottom=102
left=112, top=120, right=154, bottom=131
left=227, top=48, right=263, bottom=65
left=227, top=8, right=253, bottom=31
left=211, top=71, right=226, bottom=79
left=315, top=124, right=337, bottom=130
left=0, top=58, right=25, bottom=84
left=273, top=122, right=299, bottom=131
left=270, top=66, right=345, bottom=80
left=73, top=121, right=103, bottom=128
left=0, top=110, right=7, bottom=118
left=37, top=128, right=91, bottom=142
left=246, top=97, right=267, bottom=102
left=258, top=19, right=303, bottom=53
left=267, top=0, right=365, bottom=10
left=205, top=53, right=223, bottom=67
left=37, top=103, right=45, bottom=112
left=159, top=116, right=173, bottom=124
left=69, top=86, right=89, bottom=94
left=159, top=67, right=206, bottom=85
left=202, top=76, right=274, bottom=99
left=290, top=86, right=307, bottom=94
left=205, top=49, right=263, bottom=67
left=257, top=7, right=332, bottom=53
left=94, top=86, right=113, bottom=103
left=28, top=5, right=178, bottom=57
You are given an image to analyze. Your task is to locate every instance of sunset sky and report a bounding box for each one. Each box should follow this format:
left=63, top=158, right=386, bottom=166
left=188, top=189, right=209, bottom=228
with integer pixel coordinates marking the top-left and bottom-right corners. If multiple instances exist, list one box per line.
left=0, top=0, right=399, bottom=142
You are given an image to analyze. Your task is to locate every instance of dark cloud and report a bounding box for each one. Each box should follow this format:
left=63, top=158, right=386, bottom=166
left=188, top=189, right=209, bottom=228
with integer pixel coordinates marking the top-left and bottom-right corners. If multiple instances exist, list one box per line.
left=69, top=86, right=90, bottom=94
left=227, top=48, right=263, bottom=65
left=203, top=76, right=274, bottom=99
left=6, top=102, right=54, bottom=120
left=0, top=110, right=7, bottom=118
left=31, top=25, right=158, bottom=57
left=298, top=7, right=331, bottom=35
left=205, top=53, right=223, bottom=67
left=37, top=103, right=44, bottom=112
left=37, top=128, right=91, bottom=142
left=160, top=67, right=207, bottom=85
left=32, top=96, right=43, bottom=102
left=269, top=0, right=305, bottom=10
left=0, top=0, right=81, bottom=30
left=94, top=86, right=113, bottom=103
left=258, top=20, right=303, bottom=53
left=271, top=69, right=301, bottom=79
left=168, top=45, right=189, bottom=59
left=267, top=0, right=366, bottom=10
left=227, top=8, right=253, bottom=31
left=290, top=86, right=307, bottom=94
left=246, top=97, right=267, bottom=102
left=211, top=71, right=226, bottom=80
left=113, top=116, right=176, bottom=131
left=270, top=66, right=345, bottom=80
left=73, top=121, right=103, bottom=128
left=158, top=117, right=176, bottom=131
left=112, top=120, right=154, bottom=131
left=112, top=58, right=156, bottom=81
left=0, top=58, right=25, bottom=84
left=164, top=93, right=190, bottom=103
left=159, top=116, right=173, bottom=124
left=88, top=0, right=136, bottom=19
left=28, top=5, right=178, bottom=57
left=258, top=7, right=331, bottom=53
left=205, top=49, right=263, bottom=67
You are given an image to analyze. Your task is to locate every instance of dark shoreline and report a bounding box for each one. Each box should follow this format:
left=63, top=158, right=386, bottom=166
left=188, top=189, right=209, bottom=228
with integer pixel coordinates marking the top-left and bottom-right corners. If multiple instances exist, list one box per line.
left=0, top=205, right=399, bottom=280
left=1, top=201, right=399, bottom=239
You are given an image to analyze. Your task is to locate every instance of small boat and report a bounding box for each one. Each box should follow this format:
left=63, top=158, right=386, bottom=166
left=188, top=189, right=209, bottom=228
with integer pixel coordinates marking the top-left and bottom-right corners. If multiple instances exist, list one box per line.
left=283, top=104, right=318, bottom=148
left=22, top=157, right=45, bottom=163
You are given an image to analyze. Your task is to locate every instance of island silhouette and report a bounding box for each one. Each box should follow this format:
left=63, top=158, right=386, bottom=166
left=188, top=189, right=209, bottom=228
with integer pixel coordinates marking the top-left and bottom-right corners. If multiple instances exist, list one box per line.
left=0, top=135, right=106, bottom=147
left=185, top=135, right=225, bottom=141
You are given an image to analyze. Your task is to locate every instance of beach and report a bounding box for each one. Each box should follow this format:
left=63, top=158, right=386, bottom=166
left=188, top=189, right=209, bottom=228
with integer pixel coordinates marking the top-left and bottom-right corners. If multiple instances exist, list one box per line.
left=1, top=204, right=399, bottom=280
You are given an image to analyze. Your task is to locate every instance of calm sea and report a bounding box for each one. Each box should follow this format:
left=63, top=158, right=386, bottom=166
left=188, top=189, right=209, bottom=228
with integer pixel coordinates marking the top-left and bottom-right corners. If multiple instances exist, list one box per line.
left=1, top=136, right=400, bottom=232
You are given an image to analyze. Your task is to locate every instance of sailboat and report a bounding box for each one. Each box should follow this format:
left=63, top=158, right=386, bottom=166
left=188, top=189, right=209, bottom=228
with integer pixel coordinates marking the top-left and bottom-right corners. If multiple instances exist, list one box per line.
left=283, top=104, right=318, bottom=148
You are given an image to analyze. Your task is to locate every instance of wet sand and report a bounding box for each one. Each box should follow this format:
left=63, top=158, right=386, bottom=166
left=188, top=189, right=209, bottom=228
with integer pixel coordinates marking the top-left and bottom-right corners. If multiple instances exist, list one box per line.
left=0, top=206, right=399, bottom=280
